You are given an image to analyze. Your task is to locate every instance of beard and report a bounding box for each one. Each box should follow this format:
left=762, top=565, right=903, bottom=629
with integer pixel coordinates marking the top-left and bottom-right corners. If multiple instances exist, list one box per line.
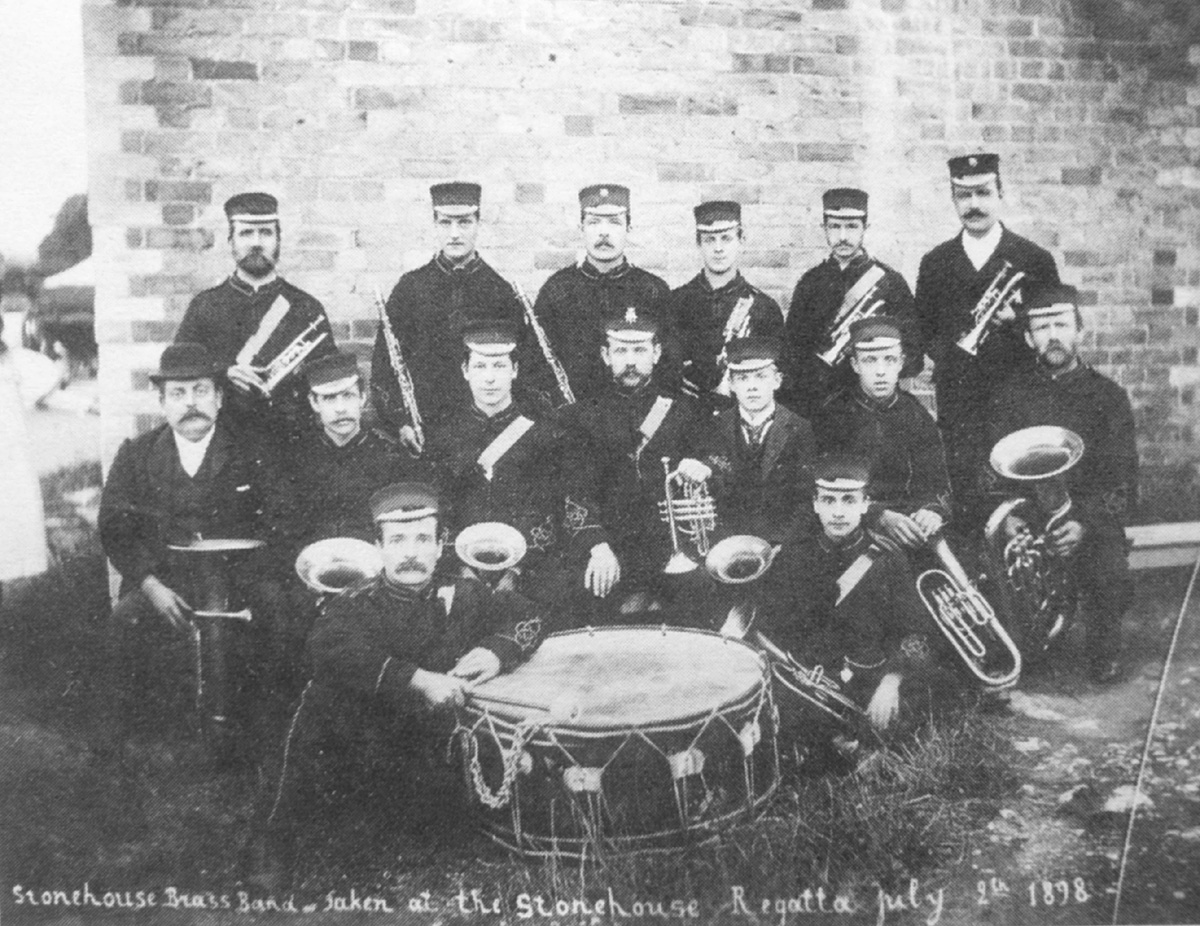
left=236, top=245, right=279, bottom=279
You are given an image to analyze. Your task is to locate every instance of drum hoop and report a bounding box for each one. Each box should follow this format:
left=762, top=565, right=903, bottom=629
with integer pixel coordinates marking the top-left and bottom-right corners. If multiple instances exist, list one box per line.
left=466, top=625, right=770, bottom=733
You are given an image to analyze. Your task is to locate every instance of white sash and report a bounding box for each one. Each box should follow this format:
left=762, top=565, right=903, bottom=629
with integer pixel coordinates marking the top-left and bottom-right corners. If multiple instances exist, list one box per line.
left=236, top=294, right=291, bottom=366
left=477, top=415, right=535, bottom=481
left=634, top=396, right=674, bottom=458
left=835, top=550, right=877, bottom=605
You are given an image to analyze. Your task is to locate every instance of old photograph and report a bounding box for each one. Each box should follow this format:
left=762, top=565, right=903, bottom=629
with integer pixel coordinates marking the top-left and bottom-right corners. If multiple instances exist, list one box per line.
left=2, top=0, right=1200, bottom=922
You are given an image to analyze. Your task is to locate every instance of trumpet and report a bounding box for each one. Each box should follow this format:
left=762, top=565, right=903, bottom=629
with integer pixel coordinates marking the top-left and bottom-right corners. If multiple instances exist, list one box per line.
left=659, top=458, right=717, bottom=573
left=916, top=535, right=1022, bottom=689
left=984, top=426, right=1084, bottom=656
left=295, top=537, right=383, bottom=595
left=956, top=260, right=1025, bottom=356
left=256, top=318, right=329, bottom=395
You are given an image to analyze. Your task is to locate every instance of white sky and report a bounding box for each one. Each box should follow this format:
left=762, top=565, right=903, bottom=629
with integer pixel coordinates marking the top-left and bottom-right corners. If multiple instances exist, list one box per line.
left=0, top=0, right=89, bottom=264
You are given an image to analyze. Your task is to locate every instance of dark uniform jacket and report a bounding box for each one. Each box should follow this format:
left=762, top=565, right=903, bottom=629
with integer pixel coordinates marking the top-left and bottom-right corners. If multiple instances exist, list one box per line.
left=99, top=421, right=267, bottom=595
left=782, top=252, right=917, bottom=417
left=759, top=528, right=930, bottom=700
left=664, top=271, right=785, bottom=411
left=267, top=427, right=411, bottom=568
left=175, top=275, right=336, bottom=452
left=986, top=362, right=1138, bottom=534
left=370, top=252, right=533, bottom=436
left=814, top=387, right=952, bottom=527
left=561, top=382, right=704, bottom=580
left=426, top=397, right=591, bottom=560
left=691, top=405, right=817, bottom=543
left=914, top=225, right=1059, bottom=432
left=532, top=259, right=676, bottom=402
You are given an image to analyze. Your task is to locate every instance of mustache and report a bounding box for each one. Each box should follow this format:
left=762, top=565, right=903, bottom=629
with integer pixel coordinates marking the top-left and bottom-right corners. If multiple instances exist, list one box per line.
left=395, top=559, right=429, bottom=573
left=181, top=410, right=211, bottom=422
left=963, top=209, right=986, bottom=219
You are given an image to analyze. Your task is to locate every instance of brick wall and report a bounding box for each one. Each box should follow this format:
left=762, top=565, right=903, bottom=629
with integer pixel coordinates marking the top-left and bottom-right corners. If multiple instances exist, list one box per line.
left=82, top=0, right=1200, bottom=517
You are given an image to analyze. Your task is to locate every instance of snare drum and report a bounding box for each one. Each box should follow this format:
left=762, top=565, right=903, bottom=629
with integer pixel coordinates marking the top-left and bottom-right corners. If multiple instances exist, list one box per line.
left=457, top=625, right=778, bottom=856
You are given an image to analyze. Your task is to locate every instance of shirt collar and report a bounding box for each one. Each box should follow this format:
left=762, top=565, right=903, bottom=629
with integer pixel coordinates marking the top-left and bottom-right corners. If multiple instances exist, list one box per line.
left=739, top=403, right=776, bottom=430
left=321, top=426, right=367, bottom=450
left=700, top=270, right=744, bottom=295
left=472, top=400, right=518, bottom=425
left=817, top=526, right=866, bottom=554
left=435, top=251, right=482, bottom=275
left=580, top=256, right=630, bottom=280
left=827, top=249, right=872, bottom=274
left=228, top=273, right=281, bottom=297
left=172, top=425, right=216, bottom=477
left=853, top=386, right=899, bottom=411
left=961, top=222, right=1003, bottom=270
left=380, top=575, right=437, bottom=603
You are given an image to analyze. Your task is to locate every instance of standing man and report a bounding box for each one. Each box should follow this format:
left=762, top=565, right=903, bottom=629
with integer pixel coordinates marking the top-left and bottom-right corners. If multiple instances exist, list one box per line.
left=782, top=188, right=917, bottom=418
left=665, top=201, right=785, bottom=414
left=813, top=319, right=951, bottom=552
left=175, top=192, right=336, bottom=457
left=678, top=336, right=817, bottom=545
left=96, top=343, right=275, bottom=756
left=986, top=285, right=1137, bottom=683
left=914, top=154, right=1060, bottom=531
left=532, top=185, right=675, bottom=402
left=371, top=183, right=531, bottom=454
left=425, top=321, right=601, bottom=613
left=265, top=482, right=541, bottom=873
left=561, top=309, right=704, bottom=615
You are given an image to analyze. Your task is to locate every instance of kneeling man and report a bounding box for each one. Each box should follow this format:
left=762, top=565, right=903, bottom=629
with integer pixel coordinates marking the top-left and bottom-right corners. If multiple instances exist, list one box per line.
left=266, top=482, right=541, bottom=867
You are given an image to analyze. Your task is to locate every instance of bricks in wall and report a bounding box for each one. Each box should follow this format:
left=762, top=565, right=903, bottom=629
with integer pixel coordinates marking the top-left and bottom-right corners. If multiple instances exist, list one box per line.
left=82, top=0, right=1200, bottom=511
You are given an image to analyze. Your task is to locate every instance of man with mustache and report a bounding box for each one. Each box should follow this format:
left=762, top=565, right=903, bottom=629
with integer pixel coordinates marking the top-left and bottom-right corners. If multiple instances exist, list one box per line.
left=781, top=189, right=918, bottom=418
left=985, top=285, right=1136, bottom=684
left=425, top=321, right=602, bottom=615
left=175, top=192, right=336, bottom=458
left=266, top=351, right=417, bottom=699
left=95, top=343, right=274, bottom=758
left=371, top=183, right=533, bottom=455
left=560, top=308, right=703, bottom=616
left=263, top=482, right=541, bottom=878
left=531, top=185, right=677, bottom=402
left=664, top=201, right=785, bottom=414
left=914, top=155, right=1060, bottom=532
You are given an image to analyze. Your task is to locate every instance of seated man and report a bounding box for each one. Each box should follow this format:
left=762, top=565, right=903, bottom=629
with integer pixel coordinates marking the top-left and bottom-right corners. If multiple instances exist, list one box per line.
left=755, top=454, right=932, bottom=763
left=267, top=350, right=416, bottom=698
left=426, top=320, right=599, bottom=615
left=265, top=482, right=541, bottom=873
left=677, top=336, right=816, bottom=545
left=985, top=284, right=1137, bottom=683
left=96, top=342, right=275, bottom=758
left=813, top=318, right=951, bottom=552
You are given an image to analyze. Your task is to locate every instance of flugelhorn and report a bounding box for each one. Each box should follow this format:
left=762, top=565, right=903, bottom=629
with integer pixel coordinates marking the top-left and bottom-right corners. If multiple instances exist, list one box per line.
left=983, top=426, right=1084, bottom=655
left=257, top=318, right=330, bottom=394
left=916, top=535, right=1022, bottom=689
left=956, top=260, right=1025, bottom=356
left=295, top=537, right=383, bottom=595
left=659, top=458, right=717, bottom=573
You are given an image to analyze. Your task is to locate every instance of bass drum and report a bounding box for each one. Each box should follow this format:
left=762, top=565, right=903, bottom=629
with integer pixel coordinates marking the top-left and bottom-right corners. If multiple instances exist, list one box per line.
left=457, top=626, right=778, bottom=856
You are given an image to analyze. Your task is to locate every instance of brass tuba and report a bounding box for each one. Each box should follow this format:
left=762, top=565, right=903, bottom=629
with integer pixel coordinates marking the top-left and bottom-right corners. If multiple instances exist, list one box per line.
left=916, top=536, right=1022, bottom=689
left=454, top=522, right=528, bottom=573
left=659, top=458, right=717, bottom=573
left=983, top=426, right=1085, bottom=657
left=295, top=537, right=383, bottom=595
left=705, top=534, right=778, bottom=585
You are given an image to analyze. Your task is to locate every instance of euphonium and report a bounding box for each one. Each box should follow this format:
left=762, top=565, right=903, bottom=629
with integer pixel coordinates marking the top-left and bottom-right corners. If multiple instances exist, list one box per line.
left=983, top=426, right=1085, bottom=656
left=659, top=458, right=717, bottom=574
left=258, top=318, right=329, bottom=394
left=295, top=537, right=383, bottom=595
left=454, top=522, right=528, bottom=573
left=916, top=535, right=1022, bottom=689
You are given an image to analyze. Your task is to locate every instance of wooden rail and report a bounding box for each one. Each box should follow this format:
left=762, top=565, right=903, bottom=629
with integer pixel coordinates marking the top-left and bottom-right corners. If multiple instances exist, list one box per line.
left=1127, top=522, right=1200, bottom=571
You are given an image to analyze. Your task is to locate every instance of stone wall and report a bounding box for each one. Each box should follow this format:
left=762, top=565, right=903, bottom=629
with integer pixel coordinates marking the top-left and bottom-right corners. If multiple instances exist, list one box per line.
left=82, top=0, right=1200, bottom=516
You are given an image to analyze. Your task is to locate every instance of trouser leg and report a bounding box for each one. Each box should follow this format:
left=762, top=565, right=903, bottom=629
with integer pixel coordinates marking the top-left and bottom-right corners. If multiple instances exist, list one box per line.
left=1074, top=529, right=1132, bottom=667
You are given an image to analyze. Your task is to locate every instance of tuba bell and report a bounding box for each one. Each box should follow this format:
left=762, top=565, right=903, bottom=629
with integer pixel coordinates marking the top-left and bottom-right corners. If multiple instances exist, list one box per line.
left=659, top=458, right=717, bottom=574
left=454, top=522, right=528, bottom=573
left=983, top=426, right=1085, bottom=657
left=295, top=537, right=384, bottom=595
left=916, top=536, right=1022, bottom=689
left=705, top=534, right=778, bottom=585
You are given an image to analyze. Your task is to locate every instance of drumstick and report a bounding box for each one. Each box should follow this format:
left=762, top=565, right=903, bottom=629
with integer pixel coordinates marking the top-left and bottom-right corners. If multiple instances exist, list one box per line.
left=467, top=688, right=581, bottom=722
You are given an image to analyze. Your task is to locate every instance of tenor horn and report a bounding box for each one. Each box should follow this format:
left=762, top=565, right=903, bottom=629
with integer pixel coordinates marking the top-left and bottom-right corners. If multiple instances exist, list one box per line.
left=454, top=522, right=527, bottom=572
left=917, top=536, right=1022, bottom=689
left=984, top=426, right=1085, bottom=656
left=659, top=458, right=717, bottom=574
left=705, top=535, right=778, bottom=585
left=295, top=537, right=383, bottom=595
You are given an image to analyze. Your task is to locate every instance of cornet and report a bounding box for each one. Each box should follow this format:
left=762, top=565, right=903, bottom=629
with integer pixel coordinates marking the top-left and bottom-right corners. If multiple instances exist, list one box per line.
left=658, top=458, right=717, bottom=573
left=255, top=318, right=329, bottom=394
left=956, top=261, right=1025, bottom=357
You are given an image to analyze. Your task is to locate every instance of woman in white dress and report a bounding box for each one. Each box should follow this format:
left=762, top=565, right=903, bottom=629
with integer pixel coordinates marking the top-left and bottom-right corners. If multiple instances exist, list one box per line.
left=0, top=312, right=49, bottom=602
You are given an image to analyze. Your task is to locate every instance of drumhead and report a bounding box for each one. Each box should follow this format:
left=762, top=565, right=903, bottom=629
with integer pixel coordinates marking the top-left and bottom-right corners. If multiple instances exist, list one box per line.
left=467, top=626, right=766, bottom=732
left=167, top=538, right=265, bottom=553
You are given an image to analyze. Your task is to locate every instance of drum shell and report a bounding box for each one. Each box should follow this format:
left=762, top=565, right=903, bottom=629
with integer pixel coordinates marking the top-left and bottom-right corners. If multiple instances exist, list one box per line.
left=459, top=627, right=778, bottom=856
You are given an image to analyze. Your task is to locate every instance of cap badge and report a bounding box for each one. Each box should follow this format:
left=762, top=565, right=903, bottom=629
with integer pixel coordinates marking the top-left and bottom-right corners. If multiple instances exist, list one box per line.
left=625, top=307, right=638, bottom=324
left=600, top=187, right=609, bottom=198
left=968, top=156, right=978, bottom=167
